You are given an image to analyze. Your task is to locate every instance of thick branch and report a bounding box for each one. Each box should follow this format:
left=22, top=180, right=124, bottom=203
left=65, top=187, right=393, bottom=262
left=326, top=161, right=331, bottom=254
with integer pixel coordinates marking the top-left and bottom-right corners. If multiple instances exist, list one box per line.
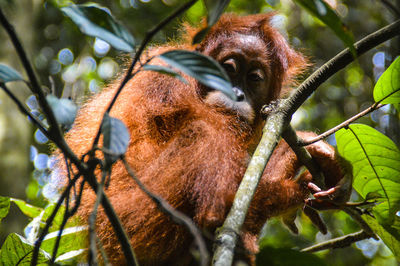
left=212, top=20, right=400, bottom=266
left=213, top=103, right=287, bottom=266
left=285, top=19, right=400, bottom=117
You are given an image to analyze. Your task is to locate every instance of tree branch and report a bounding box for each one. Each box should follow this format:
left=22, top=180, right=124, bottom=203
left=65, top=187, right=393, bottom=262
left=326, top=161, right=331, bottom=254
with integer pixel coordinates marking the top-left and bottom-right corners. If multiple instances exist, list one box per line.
left=299, top=103, right=384, bottom=146
left=282, top=125, right=326, bottom=189
left=301, top=230, right=372, bottom=253
left=83, top=160, right=138, bottom=265
left=300, top=87, right=400, bottom=146
left=0, top=83, right=49, bottom=138
left=0, top=8, right=62, bottom=140
left=381, top=0, right=400, bottom=17
left=213, top=19, right=400, bottom=266
left=213, top=101, right=287, bottom=266
left=1, top=5, right=141, bottom=266
left=284, top=19, right=400, bottom=117
left=88, top=171, right=112, bottom=265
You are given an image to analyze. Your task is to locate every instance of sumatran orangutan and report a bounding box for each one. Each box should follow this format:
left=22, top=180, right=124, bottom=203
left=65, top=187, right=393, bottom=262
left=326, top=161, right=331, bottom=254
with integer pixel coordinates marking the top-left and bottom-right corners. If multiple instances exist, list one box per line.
left=59, top=13, right=347, bottom=265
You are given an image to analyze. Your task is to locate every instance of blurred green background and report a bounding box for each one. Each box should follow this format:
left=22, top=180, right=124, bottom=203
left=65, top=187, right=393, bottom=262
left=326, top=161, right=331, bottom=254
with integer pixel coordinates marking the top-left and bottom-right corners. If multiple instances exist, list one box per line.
left=0, top=0, right=399, bottom=265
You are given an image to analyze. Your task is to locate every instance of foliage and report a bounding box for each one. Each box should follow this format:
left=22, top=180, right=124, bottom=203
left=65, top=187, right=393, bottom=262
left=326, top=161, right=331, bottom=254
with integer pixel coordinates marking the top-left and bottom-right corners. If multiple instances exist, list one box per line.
left=0, top=0, right=399, bottom=265
left=61, top=4, right=135, bottom=52
left=0, top=64, right=24, bottom=83
left=157, top=50, right=234, bottom=99
left=101, top=112, right=130, bottom=166
left=293, top=0, right=355, bottom=55
left=0, top=198, right=86, bottom=264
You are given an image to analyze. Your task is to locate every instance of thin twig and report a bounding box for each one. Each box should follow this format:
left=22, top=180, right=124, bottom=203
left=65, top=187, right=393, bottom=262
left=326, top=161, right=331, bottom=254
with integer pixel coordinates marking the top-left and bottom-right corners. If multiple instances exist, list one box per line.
left=282, top=125, right=326, bottom=189
left=301, top=230, right=372, bottom=253
left=83, top=166, right=137, bottom=265
left=69, top=178, right=86, bottom=216
left=64, top=155, right=77, bottom=199
left=50, top=190, right=71, bottom=263
left=0, top=83, right=49, bottom=138
left=300, top=103, right=384, bottom=146
left=343, top=207, right=377, bottom=238
left=0, top=8, right=138, bottom=265
left=0, top=8, right=62, bottom=140
left=381, top=0, right=400, bottom=17
left=91, top=0, right=198, bottom=147
left=88, top=171, right=110, bottom=266
left=97, top=235, right=110, bottom=265
left=32, top=173, right=80, bottom=266
left=121, top=157, right=209, bottom=266
left=300, top=87, right=400, bottom=146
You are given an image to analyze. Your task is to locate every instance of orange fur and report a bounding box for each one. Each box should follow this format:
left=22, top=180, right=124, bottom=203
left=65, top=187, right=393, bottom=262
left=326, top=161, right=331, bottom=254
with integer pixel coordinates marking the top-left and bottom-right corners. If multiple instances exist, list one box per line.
left=57, top=13, right=343, bottom=265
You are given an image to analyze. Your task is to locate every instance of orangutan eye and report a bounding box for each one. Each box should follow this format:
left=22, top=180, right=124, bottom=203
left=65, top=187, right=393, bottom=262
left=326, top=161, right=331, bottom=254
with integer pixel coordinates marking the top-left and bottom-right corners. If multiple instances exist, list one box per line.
left=222, top=58, right=237, bottom=73
left=248, top=69, right=265, bottom=82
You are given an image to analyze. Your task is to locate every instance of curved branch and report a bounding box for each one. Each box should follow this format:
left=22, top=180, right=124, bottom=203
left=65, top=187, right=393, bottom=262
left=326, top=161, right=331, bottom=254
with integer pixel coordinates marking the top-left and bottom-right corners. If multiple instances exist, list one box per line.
left=285, top=19, right=400, bottom=117
left=213, top=20, right=400, bottom=266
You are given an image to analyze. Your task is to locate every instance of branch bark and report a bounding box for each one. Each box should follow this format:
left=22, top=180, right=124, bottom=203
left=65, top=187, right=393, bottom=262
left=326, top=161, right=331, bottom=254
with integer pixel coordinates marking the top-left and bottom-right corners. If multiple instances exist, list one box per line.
left=212, top=19, right=400, bottom=266
left=301, top=230, right=372, bottom=253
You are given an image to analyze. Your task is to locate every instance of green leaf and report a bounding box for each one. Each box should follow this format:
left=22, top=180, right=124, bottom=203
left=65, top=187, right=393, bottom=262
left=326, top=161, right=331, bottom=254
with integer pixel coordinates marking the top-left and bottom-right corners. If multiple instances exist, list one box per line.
left=55, top=249, right=86, bottom=263
left=0, top=233, right=50, bottom=265
left=46, top=95, right=77, bottom=128
left=158, top=50, right=234, bottom=99
left=10, top=198, right=43, bottom=218
left=336, top=124, right=400, bottom=225
left=256, top=246, right=326, bottom=266
left=143, top=64, right=188, bottom=84
left=61, top=4, right=134, bottom=52
left=373, top=56, right=400, bottom=104
left=363, top=214, right=400, bottom=260
left=41, top=226, right=87, bottom=259
left=101, top=113, right=130, bottom=165
left=42, top=204, right=69, bottom=233
left=0, top=196, right=10, bottom=223
left=192, top=27, right=210, bottom=44
left=204, top=0, right=230, bottom=26
left=0, top=63, right=24, bottom=83
left=294, top=0, right=355, bottom=55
